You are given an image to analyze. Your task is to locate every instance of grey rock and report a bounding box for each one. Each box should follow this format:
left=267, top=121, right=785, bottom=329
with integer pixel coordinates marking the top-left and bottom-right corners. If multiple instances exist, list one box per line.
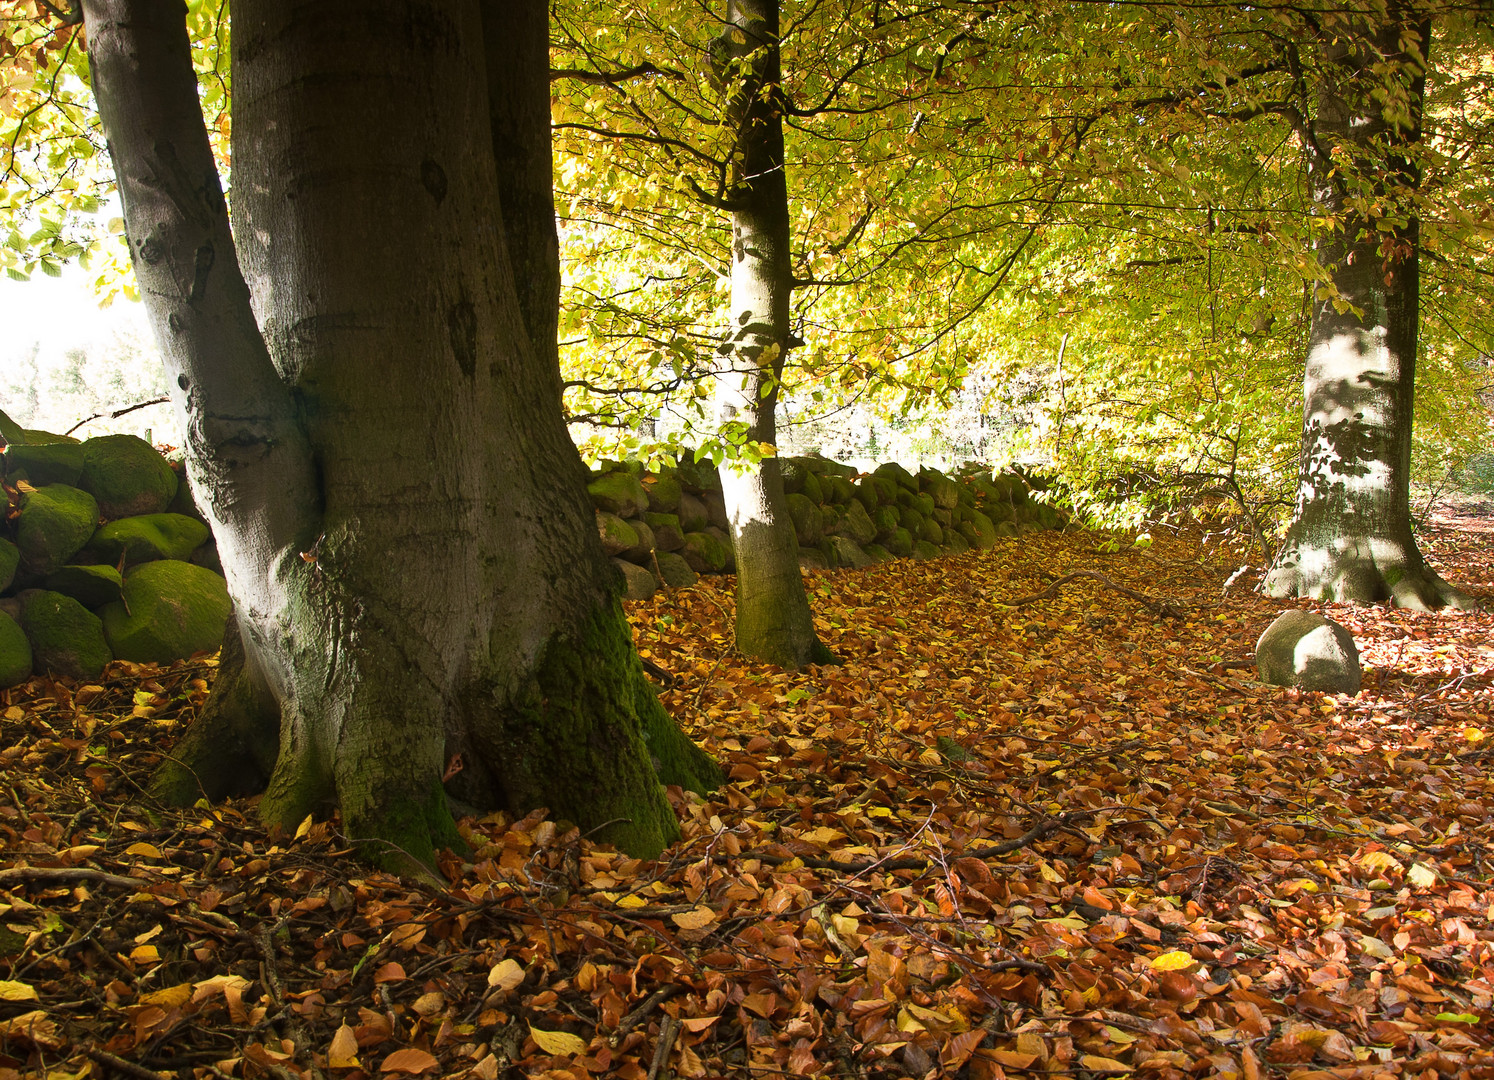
left=612, top=557, right=658, bottom=601
left=79, top=434, right=178, bottom=519
left=1255, top=610, right=1361, bottom=695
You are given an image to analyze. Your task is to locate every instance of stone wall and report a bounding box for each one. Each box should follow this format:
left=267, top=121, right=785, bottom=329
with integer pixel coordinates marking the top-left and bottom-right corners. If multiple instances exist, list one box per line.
left=589, top=455, right=1066, bottom=600
left=1, top=411, right=230, bottom=688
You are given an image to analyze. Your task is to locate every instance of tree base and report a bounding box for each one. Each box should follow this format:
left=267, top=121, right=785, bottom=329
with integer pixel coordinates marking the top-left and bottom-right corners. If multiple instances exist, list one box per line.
left=1263, top=548, right=1481, bottom=611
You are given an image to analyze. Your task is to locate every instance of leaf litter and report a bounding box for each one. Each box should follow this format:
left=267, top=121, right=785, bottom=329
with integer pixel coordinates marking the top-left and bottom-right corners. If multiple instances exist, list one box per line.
left=1, top=513, right=1492, bottom=1080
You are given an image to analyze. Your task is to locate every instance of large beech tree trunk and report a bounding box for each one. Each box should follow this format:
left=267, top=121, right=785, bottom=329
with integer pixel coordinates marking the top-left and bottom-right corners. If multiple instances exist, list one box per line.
left=713, top=0, right=833, bottom=669
left=84, top=0, right=718, bottom=872
left=1264, top=13, right=1473, bottom=611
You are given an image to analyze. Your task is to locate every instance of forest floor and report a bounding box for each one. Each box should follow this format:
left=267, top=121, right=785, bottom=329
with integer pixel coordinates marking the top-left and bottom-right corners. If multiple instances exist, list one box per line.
left=2, top=509, right=1493, bottom=1080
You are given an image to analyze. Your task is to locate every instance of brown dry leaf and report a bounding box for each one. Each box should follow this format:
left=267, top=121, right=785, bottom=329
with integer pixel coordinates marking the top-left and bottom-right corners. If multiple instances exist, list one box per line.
left=0, top=980, right=38, bottom=1002
left=670, top=906, right=717, bottom=930
left=380, top=1047, right=438, bottom=1074
left=328, top=1023, right=360, bottom=1069
left=487, top=958, right=525, bottom=991
left=0, top=1010, right=63, bottom=1050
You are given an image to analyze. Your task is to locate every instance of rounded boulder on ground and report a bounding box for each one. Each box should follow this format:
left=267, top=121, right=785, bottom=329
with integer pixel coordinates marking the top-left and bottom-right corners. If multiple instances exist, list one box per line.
left=587, top=470, right=649, bottom=518
left=596, top=511, right=639, bottom=557
left=654, top=551, right=698, bottom=588
left=0, top=538, right=18, bottom=593
left=1255, top=610, right=1361, bottom=695
left=88, top=513, right=211, bottom=567
left=99, top=560, right=232, bottom=664
left=644, top=512, right=685, bottom=553
left=4, top=440, right=84, bottom=488
left=0, top=610, right=32, bottom=688
left=611, top=558, right=657, bottom=601
left=681, top=531, right=729, bottom=573
left=17, top=589, right=112, bottom=679
left=79, top=434, right=179, bottom=519
left=16, top=484, right=99, bottom=575
left=43, top=565, right=124, bottom=608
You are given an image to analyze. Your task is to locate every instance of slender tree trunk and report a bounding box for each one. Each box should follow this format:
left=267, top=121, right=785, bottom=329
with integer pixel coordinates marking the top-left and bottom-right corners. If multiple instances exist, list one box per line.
left=87, top=0, right=717, bottom=873
left=713, top=0, right=833, bottom=669
left=1264, top=12, right=1474, bottom=611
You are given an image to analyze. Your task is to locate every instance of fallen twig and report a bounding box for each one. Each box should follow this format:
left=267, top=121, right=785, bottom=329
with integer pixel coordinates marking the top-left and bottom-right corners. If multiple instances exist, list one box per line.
left=0, top=866, right=144, bottom=890
left=1004, top=570, right=1184, bottom=618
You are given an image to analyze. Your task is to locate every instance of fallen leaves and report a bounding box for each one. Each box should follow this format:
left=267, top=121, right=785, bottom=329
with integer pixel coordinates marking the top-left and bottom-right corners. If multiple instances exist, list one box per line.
left=1, top=516, right=1493, bottom=1078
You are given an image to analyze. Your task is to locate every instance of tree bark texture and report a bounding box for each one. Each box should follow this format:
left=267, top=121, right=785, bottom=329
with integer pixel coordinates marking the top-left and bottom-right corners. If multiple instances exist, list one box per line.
left=85, top=0, right=718, bottom=871
left=713, top=0, right=833, bottom=669
left=1264, top=12, right=1474, bottom=611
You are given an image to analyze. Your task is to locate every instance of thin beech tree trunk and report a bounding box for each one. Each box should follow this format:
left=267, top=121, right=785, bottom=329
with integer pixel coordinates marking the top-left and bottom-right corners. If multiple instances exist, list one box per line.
left=85, top=0, right=717, bottom=872
left=1264, top=12, right=1474, bottom=611
left=713, top=0, right=833, bottom=669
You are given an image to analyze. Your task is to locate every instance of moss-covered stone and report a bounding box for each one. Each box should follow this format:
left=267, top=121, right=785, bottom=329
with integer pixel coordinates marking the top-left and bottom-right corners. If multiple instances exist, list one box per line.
left=862, top=543, right=893, bottom=563
left=932, top=507, right=953, bottom=528
left=645, top=472, right=683, bottom=513
left=703, top=526, right=735, bottom=571
left=43, top=565, right=124, bottom=608
left=622, top=519, right=656, bottom=563
left=0, top=611, right=31, bottom=688
left=825, top=476, right=855, bottom=505
left=4, top=441, right=84, bottom=487
left=16, top=484, right=99, bottom=575
left=944, top=531, right=971, bottom=554
left=813, top=456, right=858, bottom=478
left=586, top=471, right=648, bottom=517
left=678, top=492, right=710, bottom=533
left=851, top=479, right=880, bottom=512
left=165, top=474, right=206, bottom=522
left=780, top=457, right=814, bottom=495
left=99, top=560, right=232, bottom=663
left=918, top=468, right=960, bottom=510
left=995, top=520, right=1018, bottom=538
left=88, top=513, right=211, bottom=567
left=78, top=434, right=178, bottom=519
left=681, top=531, right=729, bottom=573
left=18, top=589, right=112, bottom=679
left=967, top=510, right=997, bottom=548
left=596, top=511, right=639, bottom=557
left=918, top=517, right=944, bottom=545
left=886, top=527, right=914, bottom=557
left=0, top=408, right=24, bottom=446
left=797, top=469, right=824, bottom=505
left=786, top=492, right=823, bottom=546
left=644, top=512, right=685, bottom=552
left=911, top=540, right=941, bottom=561
left=612, top=557, right=658, bottom=600
left=874, top=461, right=918, bottom=490
left=654, top=551, right=698, bottom=588
left=702, top=491, right=730, bottom=532
left=672, top=457, right=722, bottom=493
left=835, top=499, right=878, bottom=546
left=0, top=538, right=17, bottom=594
left=827, top=536, right=874, bottom=569
left=871, top=505, right=900, bottom=540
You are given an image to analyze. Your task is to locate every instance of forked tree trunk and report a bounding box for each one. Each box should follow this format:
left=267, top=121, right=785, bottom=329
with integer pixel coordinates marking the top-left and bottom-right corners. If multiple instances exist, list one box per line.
left=85, top=0, right=718, bottom=872
left=1264, top=13, right=1474, bottom=611
left=713, top=0, right=833, bottom=669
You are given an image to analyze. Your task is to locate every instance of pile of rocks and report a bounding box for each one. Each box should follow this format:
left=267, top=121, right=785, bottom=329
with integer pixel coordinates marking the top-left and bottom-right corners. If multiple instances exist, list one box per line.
left=1, top=412, right=231, bottom=688
left=590, top=455, right=1066, bottom=600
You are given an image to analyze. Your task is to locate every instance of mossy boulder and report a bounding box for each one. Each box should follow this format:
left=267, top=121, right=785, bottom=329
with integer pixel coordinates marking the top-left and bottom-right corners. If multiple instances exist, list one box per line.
left=787, top=492, right=823, bottom=546
left=918, top=468, right=961, bottom=510
left=780, top=457, right=814, bottom=495
left=835, top=499, right=878, bottom=546
left=88, top=513, right=211, bottom=567
left=645, top=472, right=683, bottom=514
left=78, top=434, right=178, bottom=519
left=611, top=558, right=658, bottom=601
left=0, top=611, right=31, bottom=688
left=851, top=479, right=880, bottom=512
left=917, top=517, right=944, bottom=545
left=16, top=484, right=99, bottom=575
left=654, top=551, right=698, bottom=588
left=18, top=589, right=112, bottom=679
left=678, top=493, right=710, bottom=533
left=596, top=512, right=639, bottom=557
left=587, top=471, right=648, bottom=518
left=874, top=461, right=918, bottom=490
left=813, top=456, right=858, bottom=478
left=42, top=565, right=124, bottom=608
left=911, top=540, right=941, bottom=561
left=827, top=536, right=874, bottom=569
left=862, top=543, right=893, bottom=563
left=824, top=476, right=855, bottom=505
left=944, top=531, right=971, bottom=554
left=4, top=441, right=84, bottom=488
left=672, top=457, right=722, bottom=493
left=621, top=519, right=656, bottom=563
left=886, top=527, right=914, bottom=557
left=798, top=547, right=829, bottom=572
left=871, top=506, right=900, bottom=540
left=702, top=491, right=730, bottom=532
left=0, top=538, right=18, bottom=593
left=644, top=512, right=685, bottom=552
left=0, top=408, right=24, bottom=446
left=681, top=531, right=729, bottom=573
left=99, top=560, right=232, bottom=663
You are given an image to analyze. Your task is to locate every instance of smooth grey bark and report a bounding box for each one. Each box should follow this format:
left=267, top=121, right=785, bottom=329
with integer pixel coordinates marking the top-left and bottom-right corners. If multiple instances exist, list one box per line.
left=713, top=0, right=833, bottom=669
left=1264, top=13, right=1475, bottom=611
left=86, top=0, right=717, bottom=872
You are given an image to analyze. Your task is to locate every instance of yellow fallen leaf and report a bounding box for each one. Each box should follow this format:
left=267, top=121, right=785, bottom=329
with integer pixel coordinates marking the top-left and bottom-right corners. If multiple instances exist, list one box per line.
left=328, top=1022, right=360, bottom=1069
left=130, top=944, right=160, bottom=963
left=671, top=906, right=717, bottom=930
left=529, top=1025, right=588, bottom=1056
left=124, top=842, right=163, bottom=858
left=140, top=983, right=193, bottom=1008
left=1150, top=950, right=1197, bottom=972
left=295, top=814, right=315, bottom=840
left=1407, top=863, right=1439, bottom=888
left=0, top=981, right=38, bottom=1002
left=487, top=958, right=524, bottom=991
left=1081, top=1054, right=1134, bottom=1072
left=615, top=894, right=648, bottom=909
left=1357, top=850, right=1400, bottom=872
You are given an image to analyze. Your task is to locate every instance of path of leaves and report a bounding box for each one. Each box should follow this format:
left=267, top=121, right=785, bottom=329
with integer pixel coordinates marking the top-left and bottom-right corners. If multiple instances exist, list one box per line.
left=2, top=515, right=1492, bottom=1080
